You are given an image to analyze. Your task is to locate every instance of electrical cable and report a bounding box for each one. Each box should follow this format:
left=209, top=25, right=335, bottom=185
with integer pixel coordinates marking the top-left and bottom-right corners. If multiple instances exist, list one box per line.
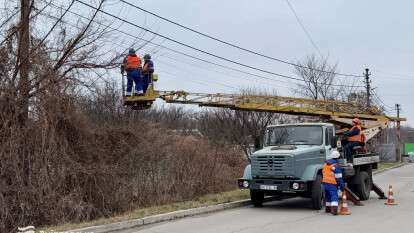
left=44, top=1, right=361, bottom=90
left=159, top=53, right=295, bottom=90
left=45, top=0, right=301, bottom=86
left=285, top=0, right=322, bottom=57
left=118, top=0, right=363, bottom=78
left=157, top=68, right=237, bottom=91
left=74, top=0, right=366, bottom=89
left=37, top=7, right=241, bottom=92
left=39, top=2, right=299, bottom=90
left=372, top=90, right=395, bottom=112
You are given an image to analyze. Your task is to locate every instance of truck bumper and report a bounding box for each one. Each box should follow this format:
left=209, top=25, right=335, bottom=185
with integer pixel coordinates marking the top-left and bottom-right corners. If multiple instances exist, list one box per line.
left=238, top=178, right=307, bottom=192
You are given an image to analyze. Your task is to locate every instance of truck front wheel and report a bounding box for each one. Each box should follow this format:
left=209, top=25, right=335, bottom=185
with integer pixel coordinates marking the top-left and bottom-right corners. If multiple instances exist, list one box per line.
left=354, top=171, right=372, bottom=200
left=250, top=190, right=264, bottom=207
left=311, top=174, right=324, bottom=210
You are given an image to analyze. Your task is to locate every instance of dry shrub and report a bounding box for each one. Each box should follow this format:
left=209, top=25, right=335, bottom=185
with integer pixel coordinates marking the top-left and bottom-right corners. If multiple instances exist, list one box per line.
left=0, top=93, right=245, bottom=232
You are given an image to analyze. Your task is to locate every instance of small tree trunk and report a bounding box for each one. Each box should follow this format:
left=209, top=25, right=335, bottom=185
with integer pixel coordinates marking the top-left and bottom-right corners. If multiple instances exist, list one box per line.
left=17, top=0, right=31, bottom=125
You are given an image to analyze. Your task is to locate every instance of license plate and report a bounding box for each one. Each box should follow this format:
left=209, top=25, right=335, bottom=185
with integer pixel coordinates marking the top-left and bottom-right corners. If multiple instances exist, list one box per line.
left=260, top=185, right=278, bottom=190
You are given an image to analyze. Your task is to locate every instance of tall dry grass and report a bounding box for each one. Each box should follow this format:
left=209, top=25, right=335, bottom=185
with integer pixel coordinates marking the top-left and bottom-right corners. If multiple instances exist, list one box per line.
left=0, top=93, right=245, bottom=232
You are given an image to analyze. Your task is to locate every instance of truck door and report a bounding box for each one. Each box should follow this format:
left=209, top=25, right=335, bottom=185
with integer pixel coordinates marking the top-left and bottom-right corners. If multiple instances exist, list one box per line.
left=324, top=126, right=334, bottom=158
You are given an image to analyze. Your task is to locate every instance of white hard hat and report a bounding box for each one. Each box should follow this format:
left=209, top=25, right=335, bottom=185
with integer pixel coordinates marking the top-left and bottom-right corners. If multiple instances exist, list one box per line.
left=330, top=150, right=340, bottom=159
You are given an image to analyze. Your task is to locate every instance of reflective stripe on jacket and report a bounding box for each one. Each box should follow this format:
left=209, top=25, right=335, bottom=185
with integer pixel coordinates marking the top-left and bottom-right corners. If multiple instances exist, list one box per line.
left=322, top=163, right=337, bottom=185
left=348, top=125, right=364, bottom=142
left=126, top=55, right=141, bottom=70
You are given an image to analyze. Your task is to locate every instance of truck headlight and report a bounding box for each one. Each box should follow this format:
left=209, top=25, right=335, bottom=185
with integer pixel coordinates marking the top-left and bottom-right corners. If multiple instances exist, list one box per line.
left=243, top=181, right=249, bottom=188
left=292, top=182, right=299, bottom=190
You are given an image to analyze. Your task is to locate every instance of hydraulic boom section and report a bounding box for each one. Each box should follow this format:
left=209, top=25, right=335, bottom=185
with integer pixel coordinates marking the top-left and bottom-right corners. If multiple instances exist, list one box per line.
left=159, top=91, right=405, bottom=124
left=122, top=75, right=405, bottom=125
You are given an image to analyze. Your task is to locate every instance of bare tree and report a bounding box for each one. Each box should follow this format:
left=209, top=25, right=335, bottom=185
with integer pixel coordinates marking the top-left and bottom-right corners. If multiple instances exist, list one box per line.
left=196, top=89, right=288, bottom=156
left=0, top=0, right=154, bottom=126
left=294, top=54, right=344, bottom=100
left=0, top=2, right=159, bottom=231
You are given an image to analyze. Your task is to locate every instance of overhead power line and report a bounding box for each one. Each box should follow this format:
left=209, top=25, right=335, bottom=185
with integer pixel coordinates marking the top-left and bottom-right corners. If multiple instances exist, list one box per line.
left=74, top=0, right=365, bottom=89
left=285, top=0, right=322, bottom=57
left=0, top=10, right=19, bottom=30
left=372, top=91, right=394, bottom=110
left=42, top=0, right=301, bottom=89
left=159, top=54, right=295, bottom=90
left=41, top=1, right=302, bottom=92
left=118, top=0, right=363, bottom=78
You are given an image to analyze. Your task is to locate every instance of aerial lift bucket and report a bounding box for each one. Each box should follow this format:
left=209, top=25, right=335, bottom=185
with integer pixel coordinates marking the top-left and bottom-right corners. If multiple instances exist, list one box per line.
left=122, top=73, right=158, bottom=110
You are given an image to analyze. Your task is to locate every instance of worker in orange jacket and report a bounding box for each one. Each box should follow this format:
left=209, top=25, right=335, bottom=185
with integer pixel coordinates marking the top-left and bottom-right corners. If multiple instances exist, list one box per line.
left=121, top=48, right=143, bottom=96
left=142, top=54, right=154, bottom=94
left=341, top=118, right=365, bottom=163
left=322, top=150, right=345, bottom=215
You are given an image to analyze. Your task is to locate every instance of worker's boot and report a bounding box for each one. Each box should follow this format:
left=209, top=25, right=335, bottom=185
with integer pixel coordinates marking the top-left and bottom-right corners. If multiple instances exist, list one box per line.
left=325, top=206, right=331, bottom=213
left=331, top=206, right=338, bottom=215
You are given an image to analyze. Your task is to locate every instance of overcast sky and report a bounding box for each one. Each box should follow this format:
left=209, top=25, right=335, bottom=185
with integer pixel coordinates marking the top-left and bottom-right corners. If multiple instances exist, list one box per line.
left=57, top=0, right=414, bottom=125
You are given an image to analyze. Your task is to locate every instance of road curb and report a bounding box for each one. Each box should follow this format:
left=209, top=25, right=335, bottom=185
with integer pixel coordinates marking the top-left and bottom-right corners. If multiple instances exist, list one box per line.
left=69, top=199, right=255, bottom=233
left=373, top=162, right=408, bottom=175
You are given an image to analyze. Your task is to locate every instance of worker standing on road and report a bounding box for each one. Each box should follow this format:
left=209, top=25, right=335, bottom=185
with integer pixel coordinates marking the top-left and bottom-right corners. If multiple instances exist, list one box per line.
left=142, top=54, right=154, bottom=94
left=341, top=118, right=365, bottom=163
left=121, top=48, right=143, bottom=96
left=322, top=150, right=345, bottom=215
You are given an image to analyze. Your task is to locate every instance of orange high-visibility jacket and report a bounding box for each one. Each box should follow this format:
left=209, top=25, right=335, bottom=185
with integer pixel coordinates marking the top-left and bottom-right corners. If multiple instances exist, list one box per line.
left=125, top=55, right=141, bottom=70
left=348, top=125, right=364, bottom=143
left=322, top=163, right=337, bottom=185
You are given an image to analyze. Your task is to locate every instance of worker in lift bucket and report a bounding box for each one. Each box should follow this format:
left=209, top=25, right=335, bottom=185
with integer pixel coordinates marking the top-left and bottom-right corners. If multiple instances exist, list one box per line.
left=121, top=48, right=143, bottom=96
left=322, top=150, right=345, bottom=215
left=142, top=54, right=154, bottom=94
left=341, top=118, right=365, bottom=163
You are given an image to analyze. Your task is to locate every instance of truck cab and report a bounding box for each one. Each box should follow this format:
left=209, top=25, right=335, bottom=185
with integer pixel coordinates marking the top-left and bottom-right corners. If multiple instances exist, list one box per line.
left=238, top=123, right=379, bottom=209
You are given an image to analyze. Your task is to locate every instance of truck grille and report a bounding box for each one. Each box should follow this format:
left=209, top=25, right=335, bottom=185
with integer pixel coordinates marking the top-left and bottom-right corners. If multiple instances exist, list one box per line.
left=251, top=154, right=294, bottom=177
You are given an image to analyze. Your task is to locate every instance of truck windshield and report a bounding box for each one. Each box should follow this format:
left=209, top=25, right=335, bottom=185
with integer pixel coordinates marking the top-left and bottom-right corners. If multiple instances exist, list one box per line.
left=266, top=126, right=323, bottom=146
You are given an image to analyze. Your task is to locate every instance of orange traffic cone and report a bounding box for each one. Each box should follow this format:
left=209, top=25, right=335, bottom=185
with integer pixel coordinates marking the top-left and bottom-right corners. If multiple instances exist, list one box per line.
left=385, top=185, right=398, bottom=205
left=339, top=191, right=351, bottom=215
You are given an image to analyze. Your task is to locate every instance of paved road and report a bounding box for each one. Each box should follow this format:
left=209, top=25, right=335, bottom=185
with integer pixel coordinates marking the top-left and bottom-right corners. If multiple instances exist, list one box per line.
left=127, top=164, right=414, bottom=233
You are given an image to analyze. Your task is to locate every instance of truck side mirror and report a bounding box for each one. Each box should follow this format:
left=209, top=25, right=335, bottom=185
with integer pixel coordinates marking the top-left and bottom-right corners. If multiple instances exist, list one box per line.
left=331, top=136, right=337, bottom=148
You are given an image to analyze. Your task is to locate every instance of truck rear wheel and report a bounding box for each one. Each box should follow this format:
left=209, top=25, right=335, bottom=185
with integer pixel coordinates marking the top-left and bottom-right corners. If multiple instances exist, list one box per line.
left=250, top=190, right=264, bottom=207
left=354, top=171, right=372, bottom=200
left=311, top=174, right=324, bottom=210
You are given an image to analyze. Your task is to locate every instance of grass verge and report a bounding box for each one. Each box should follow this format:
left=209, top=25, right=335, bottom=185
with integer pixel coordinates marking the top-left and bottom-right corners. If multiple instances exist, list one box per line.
left=40, top=189, right=249, bottom=232
left=377, top=162, right=403, bottom=172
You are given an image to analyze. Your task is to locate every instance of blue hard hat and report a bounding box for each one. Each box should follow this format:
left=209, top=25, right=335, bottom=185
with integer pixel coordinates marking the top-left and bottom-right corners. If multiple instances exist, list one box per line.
left=128, top=48, right=136, bottom=55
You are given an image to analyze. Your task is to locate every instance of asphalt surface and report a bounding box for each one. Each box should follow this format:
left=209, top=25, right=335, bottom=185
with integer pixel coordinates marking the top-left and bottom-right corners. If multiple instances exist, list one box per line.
left=125, top=164, right=414, bottom=233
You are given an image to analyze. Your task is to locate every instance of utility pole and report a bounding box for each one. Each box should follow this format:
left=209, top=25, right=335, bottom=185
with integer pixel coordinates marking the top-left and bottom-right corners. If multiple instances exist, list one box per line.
left=17, top=0, right=31, bottom=124
left=395, top=104, right=401, bottom=162
left=364, top=68, right=371, bottom=109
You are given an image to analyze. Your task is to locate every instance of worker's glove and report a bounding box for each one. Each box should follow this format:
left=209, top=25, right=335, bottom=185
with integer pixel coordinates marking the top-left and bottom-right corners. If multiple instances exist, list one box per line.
left=339, top=183, right=345, bottom=191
